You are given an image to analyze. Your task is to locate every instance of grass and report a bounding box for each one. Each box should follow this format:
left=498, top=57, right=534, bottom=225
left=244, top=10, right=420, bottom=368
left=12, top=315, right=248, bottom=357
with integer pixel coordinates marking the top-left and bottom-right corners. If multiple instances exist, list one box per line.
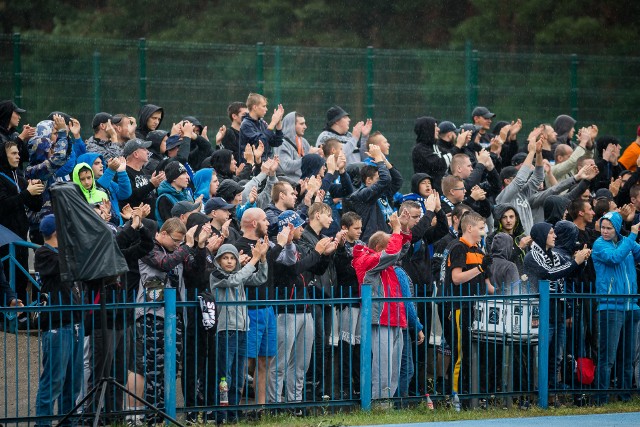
left=231, top=396, right=640, bottom=426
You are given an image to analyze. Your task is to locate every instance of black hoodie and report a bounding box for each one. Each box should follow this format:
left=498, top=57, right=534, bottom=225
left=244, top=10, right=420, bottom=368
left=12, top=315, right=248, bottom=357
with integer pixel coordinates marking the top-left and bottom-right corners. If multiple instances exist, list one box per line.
left=0, top=101, right=29, bottom=164
left=544, top=195, right=570, bottom=226
left=136, top=104, right=164, bottom=139
left=142, top=130, right=168, bottom=176
left=412, top=117, right=446, bottom=188
left=0, top=145, right=43, bottom=237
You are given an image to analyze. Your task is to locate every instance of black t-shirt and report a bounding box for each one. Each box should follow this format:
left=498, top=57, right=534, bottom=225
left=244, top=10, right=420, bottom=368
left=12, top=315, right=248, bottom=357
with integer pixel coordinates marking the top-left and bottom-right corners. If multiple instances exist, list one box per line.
left=234, top=236, right=276, bottom=302
left=444, top=238, right=487, bottom=308
left=122, top=166, right=157, bottom=219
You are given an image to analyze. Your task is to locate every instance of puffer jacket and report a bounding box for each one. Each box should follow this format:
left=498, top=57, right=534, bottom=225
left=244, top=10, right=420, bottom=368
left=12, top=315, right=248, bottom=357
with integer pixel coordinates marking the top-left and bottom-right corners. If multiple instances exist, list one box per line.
left=592, top=211, right=640, bottom=312
left=352, top=232, right=411, bottom=327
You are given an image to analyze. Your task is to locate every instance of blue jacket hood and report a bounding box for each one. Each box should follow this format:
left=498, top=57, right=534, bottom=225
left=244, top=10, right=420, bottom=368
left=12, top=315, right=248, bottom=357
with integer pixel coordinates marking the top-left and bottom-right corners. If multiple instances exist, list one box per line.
left=193, top=168, right=214, bottom=201
left=600, top=211, right=623, bottom=237
left=77, top=152, right=104, bottom=170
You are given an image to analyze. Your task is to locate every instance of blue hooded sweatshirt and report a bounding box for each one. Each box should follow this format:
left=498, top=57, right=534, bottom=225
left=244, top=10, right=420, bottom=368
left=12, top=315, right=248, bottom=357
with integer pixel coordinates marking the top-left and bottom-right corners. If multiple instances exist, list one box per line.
left=193, top=168, right=215, bottom=202
left=592, top=211, right=640, bottom=312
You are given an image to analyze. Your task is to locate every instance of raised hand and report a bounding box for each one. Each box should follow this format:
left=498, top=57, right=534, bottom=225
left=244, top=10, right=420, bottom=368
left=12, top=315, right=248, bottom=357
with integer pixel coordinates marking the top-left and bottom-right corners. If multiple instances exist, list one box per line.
left=362, top=119, right=373, bottom=137
left=365, top=144, right=384, bottom=162
left=215, top=125, right=227, bottom=144
left=185, top=225, right=197, bottom=247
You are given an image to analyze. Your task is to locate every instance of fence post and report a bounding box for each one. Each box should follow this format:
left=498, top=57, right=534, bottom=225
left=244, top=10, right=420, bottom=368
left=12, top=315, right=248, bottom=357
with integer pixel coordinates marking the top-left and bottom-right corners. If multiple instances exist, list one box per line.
left=138, top=38, right=147, bottom=108
left=537, top=280, right=550, bottom=409
left=366, top=46, right=375, bottom=119
left=12, top=33, right=22, bottom=106
left=164, top=288, right=177, bottom=422
left=360, top=284, right=372, bottom=410
left=570, top=54, right=579, bottom=120
left=465, top=41, right=478, bottom=118
left=274, top=46, right=281, bottom=105
left=93, top=51, right=101, bottom=114
left=256, top=42, right=264, bottom=93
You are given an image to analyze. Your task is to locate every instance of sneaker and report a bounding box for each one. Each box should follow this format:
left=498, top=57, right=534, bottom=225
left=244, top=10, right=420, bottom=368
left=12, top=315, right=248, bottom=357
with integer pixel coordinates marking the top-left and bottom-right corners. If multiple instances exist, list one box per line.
left=519, top=399, right=531, bottom=410
left=185, top=412, right=199, bottom=425
left=126, top=416, right=145, bottom=427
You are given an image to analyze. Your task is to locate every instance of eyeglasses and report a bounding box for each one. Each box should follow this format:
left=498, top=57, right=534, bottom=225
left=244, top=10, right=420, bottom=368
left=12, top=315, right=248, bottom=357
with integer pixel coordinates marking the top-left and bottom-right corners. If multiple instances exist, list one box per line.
left=453, top=187, right=466, bottom=191
left=168, top=234, right=184, bottom=244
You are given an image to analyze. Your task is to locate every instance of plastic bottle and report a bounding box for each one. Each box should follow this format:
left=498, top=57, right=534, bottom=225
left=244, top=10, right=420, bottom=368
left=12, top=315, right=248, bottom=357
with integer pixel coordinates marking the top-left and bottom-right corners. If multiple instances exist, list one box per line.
left=452, top=392, right=461, bottom=412
left=219, top=377, right=229, bottom=406
left=425, top=393, right=434, bottom=410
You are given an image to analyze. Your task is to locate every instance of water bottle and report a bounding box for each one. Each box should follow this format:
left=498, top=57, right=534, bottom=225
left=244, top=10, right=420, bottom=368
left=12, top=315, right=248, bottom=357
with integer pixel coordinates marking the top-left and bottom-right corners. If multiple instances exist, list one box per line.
left=452, top=392, right=461, bottom=412
left=219, top=377, right=229, bottom=406
left=425, top=393, right=434, bottom=410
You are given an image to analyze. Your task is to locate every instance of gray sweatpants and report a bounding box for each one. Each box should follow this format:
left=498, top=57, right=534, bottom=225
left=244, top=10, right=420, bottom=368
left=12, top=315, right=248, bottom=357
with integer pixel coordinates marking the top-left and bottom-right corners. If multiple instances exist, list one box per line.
left=371, top=325, right=404, bottom=399
left=268, top=312, right=314, bottom=402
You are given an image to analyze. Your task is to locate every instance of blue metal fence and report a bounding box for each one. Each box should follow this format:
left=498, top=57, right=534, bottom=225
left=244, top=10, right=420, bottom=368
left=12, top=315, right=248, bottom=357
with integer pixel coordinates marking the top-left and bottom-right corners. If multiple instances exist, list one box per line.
left=2, top=251, right=640, bottom=424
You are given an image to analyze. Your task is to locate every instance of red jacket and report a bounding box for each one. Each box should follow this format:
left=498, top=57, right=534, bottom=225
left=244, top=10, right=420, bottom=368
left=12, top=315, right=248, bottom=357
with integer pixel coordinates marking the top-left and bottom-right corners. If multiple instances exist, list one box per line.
left=352, top=232, right=411, bottom=328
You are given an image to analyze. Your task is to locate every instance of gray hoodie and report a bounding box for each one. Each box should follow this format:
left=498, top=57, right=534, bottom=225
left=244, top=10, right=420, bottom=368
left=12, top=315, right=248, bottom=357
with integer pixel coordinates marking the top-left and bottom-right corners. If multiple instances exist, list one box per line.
left=273, top=111, right=311, bottom=181
left=210, top=244, right=267, bottom=332
left=495, top=163, right=544, bottom=235
left=490, top=232, right=522, bottom=295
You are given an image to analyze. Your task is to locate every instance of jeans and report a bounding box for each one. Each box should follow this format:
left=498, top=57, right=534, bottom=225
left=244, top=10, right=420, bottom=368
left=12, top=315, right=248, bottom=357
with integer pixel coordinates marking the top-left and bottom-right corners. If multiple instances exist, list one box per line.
left=548, top=314, right=566, bottom=388
left=597, top=310, right=639, bottom=403
left=35, top=324, right=84, bottom=427
left=216, top=330, right=247, bottom=421
left=397, top=329, right=415, bottom=397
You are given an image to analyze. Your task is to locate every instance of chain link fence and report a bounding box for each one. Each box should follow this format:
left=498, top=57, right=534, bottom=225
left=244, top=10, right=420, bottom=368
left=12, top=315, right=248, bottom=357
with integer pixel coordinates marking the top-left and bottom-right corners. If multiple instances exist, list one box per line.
left=2, top=34, right=640, bottom=186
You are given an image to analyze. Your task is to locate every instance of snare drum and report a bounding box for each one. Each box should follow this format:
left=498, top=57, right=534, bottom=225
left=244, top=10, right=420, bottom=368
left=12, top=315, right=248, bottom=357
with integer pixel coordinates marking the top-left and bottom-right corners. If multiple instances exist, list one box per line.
left=472, top=298, right=539, bottom=338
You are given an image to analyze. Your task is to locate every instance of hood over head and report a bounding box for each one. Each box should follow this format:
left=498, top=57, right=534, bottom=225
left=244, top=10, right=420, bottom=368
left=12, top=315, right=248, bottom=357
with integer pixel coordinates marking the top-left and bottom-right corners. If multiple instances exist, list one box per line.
left=530, top=222, right=553, bottom=250
left=493, top=204, right=524, bottom=236
left=282, top=111, right=299, bottom=142
left=77, top=152, right=104, bottom=171
left=214, top=243, right=241, bottom=273
left=137, top=104, right=164, bottom=135
left=300, top=154, right=326, bottom=179
left=414, top=116, right=437, bottom=146
left=491, top=232, right=514, bottom=260
left=544, top=195, right=570, bottom=226
left=210, top=149, right=234, bottom=177
left=599, top=211, right=623, bottom=237
left=193, top=168, right=215, bottom=200
left=410, top=173, right=432, bottom=194
left=147, top=130, right=168, bottom=156
left=553, top=114, right=576, bottom=142
left=554, top=220, right=579, bottom=253
left=217, top=179, right=244, bottom=203
left=72, top=162, right=101, bottom=199
left=28, top=120, right=55, bottom=165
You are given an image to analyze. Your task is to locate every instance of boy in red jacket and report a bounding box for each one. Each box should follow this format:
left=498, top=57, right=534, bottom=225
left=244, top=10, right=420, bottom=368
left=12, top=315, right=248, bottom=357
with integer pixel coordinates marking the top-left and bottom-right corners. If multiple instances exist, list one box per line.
left=352, top=211, right=412, bottom=399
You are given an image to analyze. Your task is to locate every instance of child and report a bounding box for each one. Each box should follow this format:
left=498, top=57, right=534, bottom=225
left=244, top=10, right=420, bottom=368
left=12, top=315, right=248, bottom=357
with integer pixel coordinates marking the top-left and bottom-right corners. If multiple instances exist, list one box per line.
left=352, top=212, right=412, bottom=400
left=211, top=239, right=268, bottom=422
left=443, top=212, right=494, bottom=396
left=238, top=93, right=284, bottom=161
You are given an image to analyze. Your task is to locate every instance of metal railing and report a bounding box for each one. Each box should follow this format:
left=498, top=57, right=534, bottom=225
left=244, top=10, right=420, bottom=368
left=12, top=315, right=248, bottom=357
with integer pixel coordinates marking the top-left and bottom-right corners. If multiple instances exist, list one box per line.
left=3, top=278, right=639, bottom=424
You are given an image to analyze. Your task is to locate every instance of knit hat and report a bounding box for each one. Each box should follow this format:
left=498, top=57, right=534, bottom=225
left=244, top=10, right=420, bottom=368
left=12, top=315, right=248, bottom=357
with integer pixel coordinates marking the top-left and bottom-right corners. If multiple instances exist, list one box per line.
left=278, top=210, right=305, bottom=232
left=326, top=106, right=349, bottom=127
left=164, top=161, right=188, bottom=183
left=39, top=214, right=56, bottom=238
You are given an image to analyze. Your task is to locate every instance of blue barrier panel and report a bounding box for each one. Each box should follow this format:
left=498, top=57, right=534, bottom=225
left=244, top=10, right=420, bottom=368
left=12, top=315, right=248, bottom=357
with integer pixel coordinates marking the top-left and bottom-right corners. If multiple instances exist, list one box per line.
left=538, top=280, right=550, bottom=409
left=360, top=284, right=372, bottom=410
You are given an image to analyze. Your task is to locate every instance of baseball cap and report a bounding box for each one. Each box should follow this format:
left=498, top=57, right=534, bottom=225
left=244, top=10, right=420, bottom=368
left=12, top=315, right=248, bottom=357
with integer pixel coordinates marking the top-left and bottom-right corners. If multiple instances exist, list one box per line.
left=471, top=106, right=496, bottom=119
left=278, top=210, right=305, bottom=232
left=92, top=112, right=122, bottom=129
left=511, top=152, right=527, bottom=167
left=595, top=188, right=614, bottom=201
left=123, top=138, right=152, bottom=157
left=171, top=201, right=202, bottom=217
left=204, top=197, right=235, bottom=214
left=438, top=121, right=457, bottom=134
left=39, top=214, right=56, bottom=237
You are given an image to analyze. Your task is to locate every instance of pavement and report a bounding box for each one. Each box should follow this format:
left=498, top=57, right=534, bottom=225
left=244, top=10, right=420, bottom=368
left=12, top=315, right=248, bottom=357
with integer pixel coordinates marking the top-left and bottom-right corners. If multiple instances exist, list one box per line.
left=360, top=411, right=640, bottom=427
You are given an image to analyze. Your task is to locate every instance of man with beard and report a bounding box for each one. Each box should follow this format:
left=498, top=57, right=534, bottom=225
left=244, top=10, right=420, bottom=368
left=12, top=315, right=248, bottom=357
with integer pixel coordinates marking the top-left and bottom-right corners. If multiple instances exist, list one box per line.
left=234, top=207, right=296, bottom=409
